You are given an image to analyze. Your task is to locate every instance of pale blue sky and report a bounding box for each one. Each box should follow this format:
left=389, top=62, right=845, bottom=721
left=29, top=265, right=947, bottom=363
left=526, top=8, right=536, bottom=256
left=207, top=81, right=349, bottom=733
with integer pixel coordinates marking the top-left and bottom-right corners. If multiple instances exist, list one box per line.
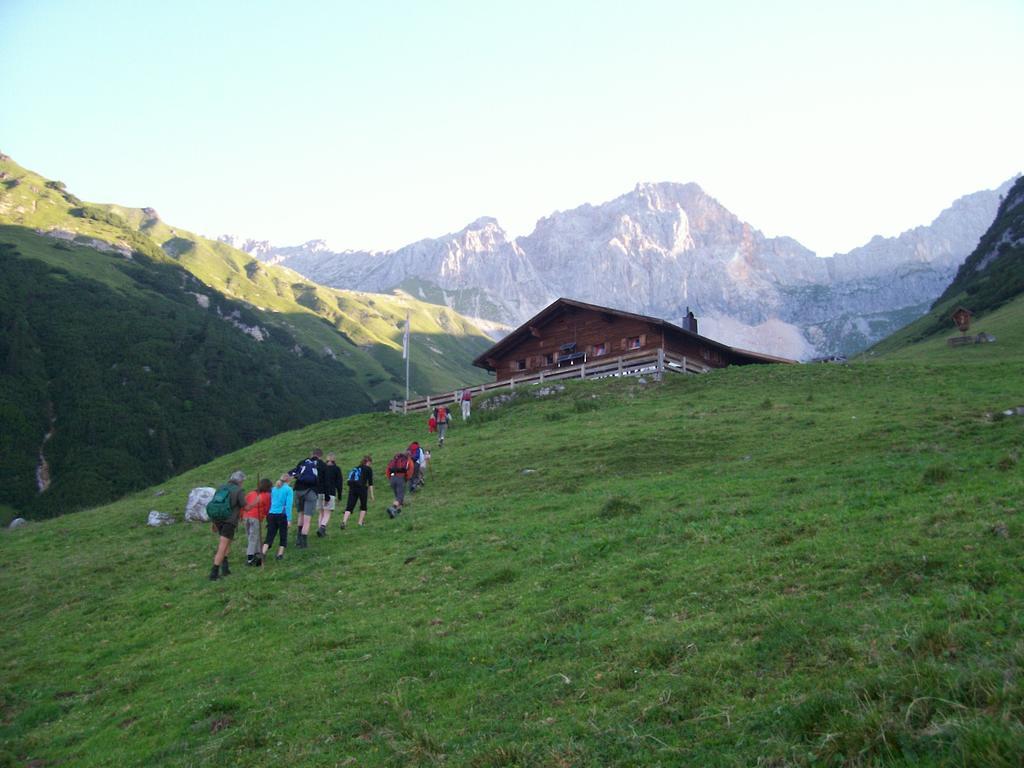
left=2, top=0, right=1021, bottom=256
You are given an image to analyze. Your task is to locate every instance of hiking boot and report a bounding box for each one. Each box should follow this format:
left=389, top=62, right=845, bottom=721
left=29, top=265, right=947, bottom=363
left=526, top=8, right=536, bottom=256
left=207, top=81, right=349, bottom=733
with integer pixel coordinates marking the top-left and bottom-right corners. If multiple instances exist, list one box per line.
left=275, top=553, right=284, bottom=561
left=220, top=559, right=231, bottom=577
left=340, top=520, right=347, bottom=530
left=253, top=555, right=263, bottom=567
left=298, top=534, right=308, bottom=548
left=316, top=526, right=325, bottom=538
left=246, top=555, right=255, bottom=566
left=387, top=506, right=396, bottom=519
left=209, top=565, right=220, bottom=581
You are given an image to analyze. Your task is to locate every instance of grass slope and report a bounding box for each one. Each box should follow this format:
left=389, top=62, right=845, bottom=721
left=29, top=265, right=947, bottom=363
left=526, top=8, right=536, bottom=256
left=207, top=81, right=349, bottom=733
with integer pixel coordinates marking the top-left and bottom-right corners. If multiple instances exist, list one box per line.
left=1, top=349, right=1022, bottom=765
left=867, top=292, right=1024, bottom=363
left=867, top=177, right=1024, bottom=359
left=0, top=225, right=376, bottom=520
left=0, top=153, right=493, bottom=519
left=0, top=151, right=492, bottom=398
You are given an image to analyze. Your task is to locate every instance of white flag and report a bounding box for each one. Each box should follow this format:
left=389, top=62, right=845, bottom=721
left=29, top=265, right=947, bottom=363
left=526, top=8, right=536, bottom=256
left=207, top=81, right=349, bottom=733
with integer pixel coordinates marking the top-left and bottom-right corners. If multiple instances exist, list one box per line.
left=402, top=311, right=410, bottom=360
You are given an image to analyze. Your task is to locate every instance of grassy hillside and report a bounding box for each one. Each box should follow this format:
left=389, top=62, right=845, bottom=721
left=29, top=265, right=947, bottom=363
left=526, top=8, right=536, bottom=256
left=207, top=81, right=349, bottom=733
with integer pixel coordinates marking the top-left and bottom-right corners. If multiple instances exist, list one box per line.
left=867, top=176, right=1024, bottom=357
left=0, top=225, right=373, bottom=520
left=867, top=292, right=1024, bottom=363
left=0, top=152, right=493, bottom=398
left=1, top=349, right=1021, bottom=765
left=0, top=153, right=492, bottom=519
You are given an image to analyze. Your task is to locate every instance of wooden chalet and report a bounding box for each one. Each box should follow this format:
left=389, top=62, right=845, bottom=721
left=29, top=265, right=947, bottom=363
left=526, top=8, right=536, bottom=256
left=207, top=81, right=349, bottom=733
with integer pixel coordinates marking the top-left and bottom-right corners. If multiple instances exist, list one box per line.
left=473, top=298, right=794, bottom=382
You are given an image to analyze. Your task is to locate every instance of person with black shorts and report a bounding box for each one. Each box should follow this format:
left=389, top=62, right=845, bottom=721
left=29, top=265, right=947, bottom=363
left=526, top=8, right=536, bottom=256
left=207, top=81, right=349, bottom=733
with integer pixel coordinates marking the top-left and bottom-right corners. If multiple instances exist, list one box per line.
left=342, top=455, right=374, bottom=528
left=209, top=470, right=246, bottom=580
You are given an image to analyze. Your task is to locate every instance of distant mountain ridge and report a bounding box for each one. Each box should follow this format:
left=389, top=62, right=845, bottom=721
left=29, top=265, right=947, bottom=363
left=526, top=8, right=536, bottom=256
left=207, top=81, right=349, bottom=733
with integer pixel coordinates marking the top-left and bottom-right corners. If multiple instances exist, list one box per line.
left=244, top=178, right=1017, bottom=359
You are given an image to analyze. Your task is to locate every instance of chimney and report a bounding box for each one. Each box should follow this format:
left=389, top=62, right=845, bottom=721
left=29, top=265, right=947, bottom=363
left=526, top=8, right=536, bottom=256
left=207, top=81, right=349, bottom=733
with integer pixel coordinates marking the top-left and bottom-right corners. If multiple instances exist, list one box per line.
left=681, top=307, right=698, bottom=334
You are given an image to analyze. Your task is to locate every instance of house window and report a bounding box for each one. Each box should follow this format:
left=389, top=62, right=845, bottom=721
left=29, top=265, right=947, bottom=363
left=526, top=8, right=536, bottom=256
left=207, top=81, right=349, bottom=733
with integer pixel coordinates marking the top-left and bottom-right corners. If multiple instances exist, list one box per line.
left=544, top=353, right=554, bottom=366
left=627, top=336, right=642, bottom=350
left=515, top=359, right=527, bottom=371
left=592, top=342, right=607, bottom=357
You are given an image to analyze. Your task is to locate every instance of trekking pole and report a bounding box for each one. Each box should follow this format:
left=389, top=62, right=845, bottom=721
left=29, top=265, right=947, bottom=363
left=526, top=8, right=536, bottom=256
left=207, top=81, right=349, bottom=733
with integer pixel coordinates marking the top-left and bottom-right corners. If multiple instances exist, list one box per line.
left=256, top=473, right=264, bottom=568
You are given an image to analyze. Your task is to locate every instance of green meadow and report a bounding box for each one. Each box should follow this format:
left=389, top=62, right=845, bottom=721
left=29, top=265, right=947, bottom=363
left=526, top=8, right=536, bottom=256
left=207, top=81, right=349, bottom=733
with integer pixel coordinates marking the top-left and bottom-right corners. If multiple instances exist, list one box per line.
left=2, top=303, right=1022, bottom=767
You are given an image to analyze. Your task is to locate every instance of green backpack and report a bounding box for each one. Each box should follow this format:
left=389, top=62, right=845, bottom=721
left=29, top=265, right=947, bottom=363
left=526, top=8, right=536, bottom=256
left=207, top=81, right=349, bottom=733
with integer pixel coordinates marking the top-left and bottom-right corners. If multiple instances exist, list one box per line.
left=205, top=484, right=234, bottom=522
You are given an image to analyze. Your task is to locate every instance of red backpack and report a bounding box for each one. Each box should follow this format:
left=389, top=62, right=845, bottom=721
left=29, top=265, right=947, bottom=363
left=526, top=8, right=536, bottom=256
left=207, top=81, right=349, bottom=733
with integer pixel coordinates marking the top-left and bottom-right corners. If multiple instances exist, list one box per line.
left=388, top=453, right=409, bottom=477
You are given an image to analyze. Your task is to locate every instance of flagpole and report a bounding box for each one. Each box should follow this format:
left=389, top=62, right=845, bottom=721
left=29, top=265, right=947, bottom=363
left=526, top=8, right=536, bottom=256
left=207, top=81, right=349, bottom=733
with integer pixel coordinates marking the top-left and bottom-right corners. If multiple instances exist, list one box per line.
left=404, top=310, right=410, bottom=403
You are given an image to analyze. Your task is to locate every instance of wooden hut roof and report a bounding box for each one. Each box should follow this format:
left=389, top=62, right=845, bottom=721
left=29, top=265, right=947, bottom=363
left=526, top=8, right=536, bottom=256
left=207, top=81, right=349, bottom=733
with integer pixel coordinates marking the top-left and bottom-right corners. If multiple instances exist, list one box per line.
left=472, top=297, right=796, bottom=371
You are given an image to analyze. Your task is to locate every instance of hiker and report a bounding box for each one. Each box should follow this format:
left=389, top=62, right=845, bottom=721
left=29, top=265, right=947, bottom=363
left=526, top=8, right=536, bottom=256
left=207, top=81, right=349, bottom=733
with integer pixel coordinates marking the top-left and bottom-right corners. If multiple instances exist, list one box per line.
left=407, top=442, right=419, bottom=483
left=341, top=455, right=374, bottom=528
left=241, top=477, right=272, bottom=566
left=435, top=405, right=449, bottom=446
left=407, top=442, right=423, bottom=489
left=460, top=388, right=472, bottom=421
left=317, top=453, right=343, bottom=538
left=409, top=443, right=429, bottom=492
left=207, top=470, right=247, bottom=581
left=263, top=473, right=293, bottom=561
left=428, top=413, right=437, bottom=433
left=289, top=448, right=326, bottom=549
left=385, top=451, right=413, bottom=517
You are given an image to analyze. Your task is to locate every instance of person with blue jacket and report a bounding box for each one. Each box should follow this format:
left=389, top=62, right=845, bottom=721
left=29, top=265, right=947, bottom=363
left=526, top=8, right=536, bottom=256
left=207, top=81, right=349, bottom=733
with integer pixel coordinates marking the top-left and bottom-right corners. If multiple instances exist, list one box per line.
left=262, top=474, right=294, bottom=561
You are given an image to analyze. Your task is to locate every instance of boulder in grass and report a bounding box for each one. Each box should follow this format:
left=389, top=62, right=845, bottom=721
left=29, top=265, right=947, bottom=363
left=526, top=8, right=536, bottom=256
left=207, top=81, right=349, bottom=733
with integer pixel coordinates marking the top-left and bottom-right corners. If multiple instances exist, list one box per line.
left=185, top=487, right=215, bottom=522
left=147, top=510, right=174, bottom=526
left=8, top=518, right=27, bottom=530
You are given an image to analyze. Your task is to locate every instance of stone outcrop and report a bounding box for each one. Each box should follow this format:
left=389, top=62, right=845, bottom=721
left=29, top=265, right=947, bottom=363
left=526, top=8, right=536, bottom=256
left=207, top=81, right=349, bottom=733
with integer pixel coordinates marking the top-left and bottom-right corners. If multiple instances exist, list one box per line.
left=184, top=487, right=215, bottom=522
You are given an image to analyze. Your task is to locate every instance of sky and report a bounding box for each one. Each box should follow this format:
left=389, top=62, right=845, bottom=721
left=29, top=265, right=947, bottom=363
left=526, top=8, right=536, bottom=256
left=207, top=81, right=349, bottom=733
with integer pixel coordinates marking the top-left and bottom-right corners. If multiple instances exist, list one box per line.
left=1, top=0, right=1022, bottom=256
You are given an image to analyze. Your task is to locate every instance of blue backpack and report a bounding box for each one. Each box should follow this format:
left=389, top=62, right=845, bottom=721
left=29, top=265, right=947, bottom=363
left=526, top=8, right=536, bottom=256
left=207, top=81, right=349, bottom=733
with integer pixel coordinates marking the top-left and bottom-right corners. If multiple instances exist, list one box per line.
left=347, top=466, right=364, bottom=485
left=296, top=459, right=319, bottom=485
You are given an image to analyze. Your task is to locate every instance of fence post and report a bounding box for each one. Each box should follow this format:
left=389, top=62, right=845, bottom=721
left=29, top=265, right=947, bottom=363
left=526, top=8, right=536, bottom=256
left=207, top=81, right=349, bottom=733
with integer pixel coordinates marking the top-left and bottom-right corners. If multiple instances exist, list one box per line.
left=617, top=356, right=623, bottom=375
left=539, top=370, right=545, bottom=383
left=682, top=356, right=687, bottom=374
left=510, top=377, right=515, bottom=391
left=426, top=395, right=431, bottom=410
left=657, top=348, right=664, bottom=381
left=580, top=363, right=586, bottom=379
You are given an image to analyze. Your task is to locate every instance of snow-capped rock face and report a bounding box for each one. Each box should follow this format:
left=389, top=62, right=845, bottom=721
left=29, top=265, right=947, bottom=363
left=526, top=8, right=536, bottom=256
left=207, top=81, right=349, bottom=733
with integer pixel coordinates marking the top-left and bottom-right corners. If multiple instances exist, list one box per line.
left=240, top=177, right=1017, bottom=359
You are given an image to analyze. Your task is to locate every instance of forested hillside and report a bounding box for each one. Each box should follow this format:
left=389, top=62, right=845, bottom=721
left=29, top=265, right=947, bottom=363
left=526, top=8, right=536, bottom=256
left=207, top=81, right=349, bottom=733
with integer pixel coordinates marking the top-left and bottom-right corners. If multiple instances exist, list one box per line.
left=0, top=154, right=493, bottom=520
left=868, top=176, right=1024, bottom=354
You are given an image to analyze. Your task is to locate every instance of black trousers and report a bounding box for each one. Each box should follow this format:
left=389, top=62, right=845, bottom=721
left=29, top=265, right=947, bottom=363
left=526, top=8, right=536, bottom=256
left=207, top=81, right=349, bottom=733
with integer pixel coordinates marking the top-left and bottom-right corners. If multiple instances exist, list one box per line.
left=345, top=486, right=369, bottom=512
left=264, top=513, right=288, bottom=548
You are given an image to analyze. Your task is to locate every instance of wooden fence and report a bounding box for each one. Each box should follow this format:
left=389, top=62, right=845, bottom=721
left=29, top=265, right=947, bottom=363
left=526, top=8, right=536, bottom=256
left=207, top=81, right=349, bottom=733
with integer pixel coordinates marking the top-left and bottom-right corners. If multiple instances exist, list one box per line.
left=389, top=348, right=710, bottom=414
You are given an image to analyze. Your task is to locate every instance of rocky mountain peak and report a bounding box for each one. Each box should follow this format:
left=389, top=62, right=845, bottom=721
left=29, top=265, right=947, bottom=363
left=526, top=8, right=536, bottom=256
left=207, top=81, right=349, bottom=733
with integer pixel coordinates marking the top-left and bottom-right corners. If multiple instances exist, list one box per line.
left=249, top=176, right=1017, bottom=359
left=631, top=181, right=708, bottom=211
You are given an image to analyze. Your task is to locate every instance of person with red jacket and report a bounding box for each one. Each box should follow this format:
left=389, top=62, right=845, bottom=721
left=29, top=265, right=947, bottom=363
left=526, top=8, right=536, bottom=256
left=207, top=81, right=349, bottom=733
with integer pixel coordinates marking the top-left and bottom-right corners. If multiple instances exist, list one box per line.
left=242, top=478, right=272, bottom=566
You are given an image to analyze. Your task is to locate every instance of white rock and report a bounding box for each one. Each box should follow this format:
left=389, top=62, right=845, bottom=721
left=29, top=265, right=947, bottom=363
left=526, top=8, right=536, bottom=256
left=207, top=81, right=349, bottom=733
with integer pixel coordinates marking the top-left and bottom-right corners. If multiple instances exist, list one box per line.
left=184, top=487, right=215, bottom=522
left=147, top=510, right=174, bottom=526
left=8, top=517, right=27, bottom=530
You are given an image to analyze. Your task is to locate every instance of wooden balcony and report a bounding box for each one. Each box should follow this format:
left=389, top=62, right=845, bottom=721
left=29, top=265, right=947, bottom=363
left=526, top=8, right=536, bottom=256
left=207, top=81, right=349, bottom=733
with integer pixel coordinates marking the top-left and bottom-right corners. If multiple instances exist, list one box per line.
left=390, top=348, right=710, bottom=414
